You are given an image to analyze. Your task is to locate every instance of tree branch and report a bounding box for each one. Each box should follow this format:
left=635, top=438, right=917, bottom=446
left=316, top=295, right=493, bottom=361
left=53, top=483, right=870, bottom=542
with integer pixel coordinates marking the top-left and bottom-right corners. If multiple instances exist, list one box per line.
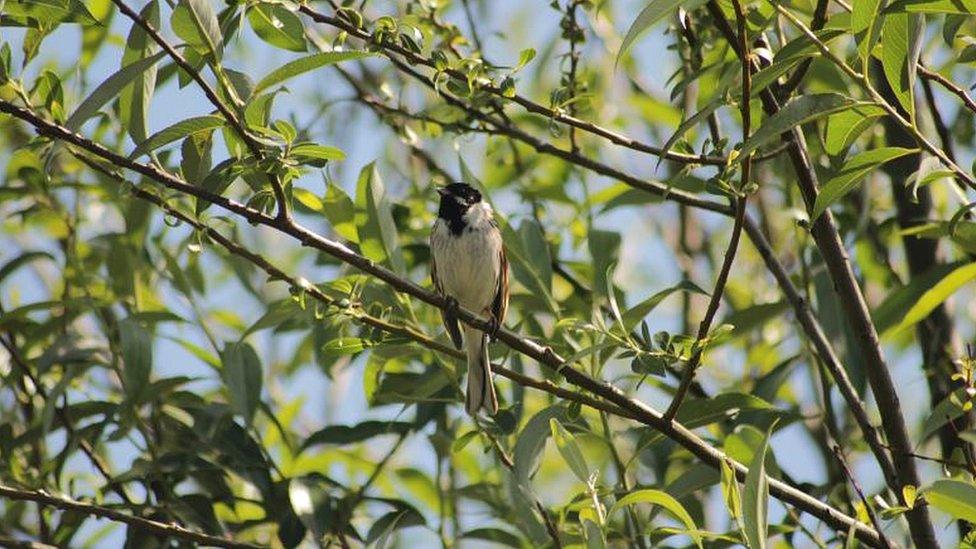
left=708, top=3, right=936, bottom=545
left=0, top=99, right=883, bottom=547
left=0, top=484, right=259, bottom=549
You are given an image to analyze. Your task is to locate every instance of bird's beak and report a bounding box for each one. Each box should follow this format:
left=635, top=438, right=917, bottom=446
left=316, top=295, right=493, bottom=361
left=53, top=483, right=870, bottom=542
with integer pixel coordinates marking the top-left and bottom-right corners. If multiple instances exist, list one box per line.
left=436, top=187, right=449, bottom=197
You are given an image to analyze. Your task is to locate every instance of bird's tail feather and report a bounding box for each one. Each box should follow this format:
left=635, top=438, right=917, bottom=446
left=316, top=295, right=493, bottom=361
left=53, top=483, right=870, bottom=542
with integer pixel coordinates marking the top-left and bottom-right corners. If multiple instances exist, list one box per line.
left=464, top=327, right=498, bottom=415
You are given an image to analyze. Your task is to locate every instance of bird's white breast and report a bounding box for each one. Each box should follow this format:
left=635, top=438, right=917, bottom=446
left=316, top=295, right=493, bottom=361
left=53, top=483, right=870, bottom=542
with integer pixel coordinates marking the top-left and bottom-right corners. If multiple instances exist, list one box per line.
left=430, top=204, right=503, bottom=313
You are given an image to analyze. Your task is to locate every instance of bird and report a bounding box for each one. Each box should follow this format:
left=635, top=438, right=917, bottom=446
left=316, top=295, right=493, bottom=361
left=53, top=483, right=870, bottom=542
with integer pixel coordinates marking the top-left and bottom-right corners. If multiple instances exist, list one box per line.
left=429, top=182, right=509, bottom=416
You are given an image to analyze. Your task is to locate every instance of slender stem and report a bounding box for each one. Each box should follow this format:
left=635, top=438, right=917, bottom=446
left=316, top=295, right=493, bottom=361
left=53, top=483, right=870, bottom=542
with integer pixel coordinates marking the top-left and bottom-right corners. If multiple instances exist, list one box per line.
left=666, top=0, right=752, bottom=420
left=831, top=445, right=892, bottom=549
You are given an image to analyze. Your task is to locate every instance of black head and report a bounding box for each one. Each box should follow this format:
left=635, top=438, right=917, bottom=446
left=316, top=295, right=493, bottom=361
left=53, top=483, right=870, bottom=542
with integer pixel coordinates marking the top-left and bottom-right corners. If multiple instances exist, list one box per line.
left=437, top=183, right=482, bottom=233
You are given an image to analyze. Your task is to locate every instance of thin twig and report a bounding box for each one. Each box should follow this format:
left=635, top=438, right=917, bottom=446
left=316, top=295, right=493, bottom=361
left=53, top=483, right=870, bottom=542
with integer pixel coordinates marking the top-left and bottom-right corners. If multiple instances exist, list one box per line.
left=665, top=0, right=752, bottom=420
left=831, top=445, right=892, bottom=549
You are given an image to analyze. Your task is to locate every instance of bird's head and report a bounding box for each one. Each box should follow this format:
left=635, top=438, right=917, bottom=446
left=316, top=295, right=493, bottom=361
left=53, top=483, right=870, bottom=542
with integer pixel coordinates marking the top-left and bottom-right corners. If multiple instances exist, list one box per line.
left=437, top=182, right=482, bottom=218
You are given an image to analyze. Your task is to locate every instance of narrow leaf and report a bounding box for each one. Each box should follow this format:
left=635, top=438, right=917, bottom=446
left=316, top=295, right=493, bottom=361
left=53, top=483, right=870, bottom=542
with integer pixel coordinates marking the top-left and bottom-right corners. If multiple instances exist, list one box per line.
left=119, top=318, right=152, bottom=400
left=811, top=147, right=918, bottom=221
left=171, top=0, right=223, bottom=58
left=891, top=262, right=976, bottom=335
left=924, top=479, right=976, bottom=523
left=617, top=0, right=707, bottom=65
left=220, top=342, right=263, bottom=426
left=549, top=418, right=589, bottom=483
left=610, top=489, right=702, bottom=547
left=253, top=51, right=374, bottom=95
left=742, top=425, right=773, bottom=549
left=66, top=52, right=165, bottom=132
left=740, top=94, right=867, bottom=159
left=130, top=115, right=225, bottom=159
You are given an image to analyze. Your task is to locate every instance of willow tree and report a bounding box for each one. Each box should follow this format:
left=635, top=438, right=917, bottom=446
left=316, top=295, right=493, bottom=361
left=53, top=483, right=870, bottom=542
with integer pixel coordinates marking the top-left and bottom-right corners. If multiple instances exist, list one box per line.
left=1, top=0, right=975, bottom=546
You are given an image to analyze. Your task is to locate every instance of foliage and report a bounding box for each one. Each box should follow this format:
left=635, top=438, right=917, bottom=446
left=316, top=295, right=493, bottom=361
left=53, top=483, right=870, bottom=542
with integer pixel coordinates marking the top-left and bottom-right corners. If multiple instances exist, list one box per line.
left=1, top=0, right=976, bottom=547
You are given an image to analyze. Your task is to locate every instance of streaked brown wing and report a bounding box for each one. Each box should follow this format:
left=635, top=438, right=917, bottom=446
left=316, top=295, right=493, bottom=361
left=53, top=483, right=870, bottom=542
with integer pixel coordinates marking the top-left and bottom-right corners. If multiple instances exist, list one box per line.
left=431, top=252, right=463, bottom=350
left=491, top=246, right=509, bottom=326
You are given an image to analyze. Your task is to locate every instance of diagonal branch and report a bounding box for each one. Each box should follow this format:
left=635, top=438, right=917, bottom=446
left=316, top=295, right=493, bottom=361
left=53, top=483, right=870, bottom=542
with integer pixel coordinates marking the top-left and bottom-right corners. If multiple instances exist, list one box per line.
left=0, top=483, right=259, bottom=549
left=0, top=99, right=883, bottom=547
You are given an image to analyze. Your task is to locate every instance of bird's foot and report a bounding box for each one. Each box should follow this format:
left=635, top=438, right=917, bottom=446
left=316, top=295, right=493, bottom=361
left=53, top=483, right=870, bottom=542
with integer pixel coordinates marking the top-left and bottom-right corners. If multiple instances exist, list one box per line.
left=487, top=315, right=502, bottom=341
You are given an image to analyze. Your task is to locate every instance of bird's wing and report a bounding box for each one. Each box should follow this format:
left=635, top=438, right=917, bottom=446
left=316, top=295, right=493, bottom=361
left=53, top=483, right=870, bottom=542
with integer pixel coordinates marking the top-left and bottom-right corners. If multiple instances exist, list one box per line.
left=491, top=246, right=509, bottom=326
left=431, top=252, right=463, bottom=350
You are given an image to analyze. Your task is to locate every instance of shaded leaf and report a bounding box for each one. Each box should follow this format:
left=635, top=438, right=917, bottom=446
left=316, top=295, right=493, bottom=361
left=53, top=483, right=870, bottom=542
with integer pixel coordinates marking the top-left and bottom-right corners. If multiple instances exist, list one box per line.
left=811, top=147, right=918, bottom=221
left=119, top=318, right=152, bottom=400
left=171, top=0, right=223, bottom=58
left=220, top=342, right=263, bottom=426
left=66, top=52, right=165, bottom=132
left=549, top=418, right=589, bottom=483
left=740, top=94, right=866, bottom=158
left=924, top=479, right=976, bottom=523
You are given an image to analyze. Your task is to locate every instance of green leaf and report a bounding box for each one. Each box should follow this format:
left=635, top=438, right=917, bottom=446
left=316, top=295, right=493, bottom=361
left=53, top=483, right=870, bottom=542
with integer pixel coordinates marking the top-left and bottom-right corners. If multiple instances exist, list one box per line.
left=742, top=424, right=773, bottom=549
left=66, top=53, right=165, bottom=132
left=253, top=51, right=374, bottom=95
left=676, top=393, right=778, bottom=429
left=460, top=528, right=522, bottom=547
left=0, top=251, right=55, bottom=284
left=900, top=221, right=976, bottom=255
left=657, top=97, right=723, bottom=168
left=119, top=318, right=152, bottom=400
left=740, top=94, right=867, bottom=159
left=518, top=220, right=552, bottom=291
left=617, top=0, right=708, bottom=65
left=610, top=489, right=702, bottom=548
left=886, top=0, right=976, bottom=13
left=180, top=129, right=213, bottom=183
left=4, top=0, right=99, bottom=24
left=355, top=163, right=404, bottom=273
left=291, top=143, right=345, bottom=166
left=881, top=13, right=922, bottom=120
left=247, top=3, right=306, bottom=52
left=588, top=229, right=620, bottom=301
left=924, top=479, right=976, bottom=523
left=824, top=104, right=886, bottom=156
left=302, top=420, right=413, bottom=449
left=811, top=147, right=918, bottom=221
left=119, top=2, right=160, bottom=144
left=549, top=418, right=589, bottom=483
left=749, top=29, right=846, bottom=97
left=513, top=406, right=567, bottom=484
left=322, top=182, right=359, bottom=243
left=220, top=342, right=263, bottom=426
left=171, top=0, right=223, bottom=58
left=891, top=262, right=976, bottom=335
left=873, top=261, right=964, bottom=333
left=622, top=280, right=708, bottom=331
left=852, top=0, right=884, bottom=67
left=367, top=509, right=425, bottom=548
left=130, top=115, right=225, bottom=159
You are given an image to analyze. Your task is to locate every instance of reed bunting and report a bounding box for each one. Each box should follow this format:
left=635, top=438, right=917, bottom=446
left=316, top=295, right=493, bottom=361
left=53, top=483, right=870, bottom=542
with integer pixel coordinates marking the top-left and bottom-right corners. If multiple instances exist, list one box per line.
left=430, top=183, right=509, bottom=415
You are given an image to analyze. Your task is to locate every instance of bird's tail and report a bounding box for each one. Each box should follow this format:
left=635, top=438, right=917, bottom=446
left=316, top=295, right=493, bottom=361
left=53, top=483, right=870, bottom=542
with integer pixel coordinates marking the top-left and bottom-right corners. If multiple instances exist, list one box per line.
left=464, top=326, right=498, bottom=416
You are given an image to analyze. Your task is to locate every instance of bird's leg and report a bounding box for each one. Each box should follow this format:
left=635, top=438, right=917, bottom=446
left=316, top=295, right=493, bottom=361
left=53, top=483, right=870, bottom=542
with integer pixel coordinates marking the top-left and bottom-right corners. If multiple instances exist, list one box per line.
left=444, top=296, right=460, bottom=320
left=486, top=314, right=501, bottom=341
